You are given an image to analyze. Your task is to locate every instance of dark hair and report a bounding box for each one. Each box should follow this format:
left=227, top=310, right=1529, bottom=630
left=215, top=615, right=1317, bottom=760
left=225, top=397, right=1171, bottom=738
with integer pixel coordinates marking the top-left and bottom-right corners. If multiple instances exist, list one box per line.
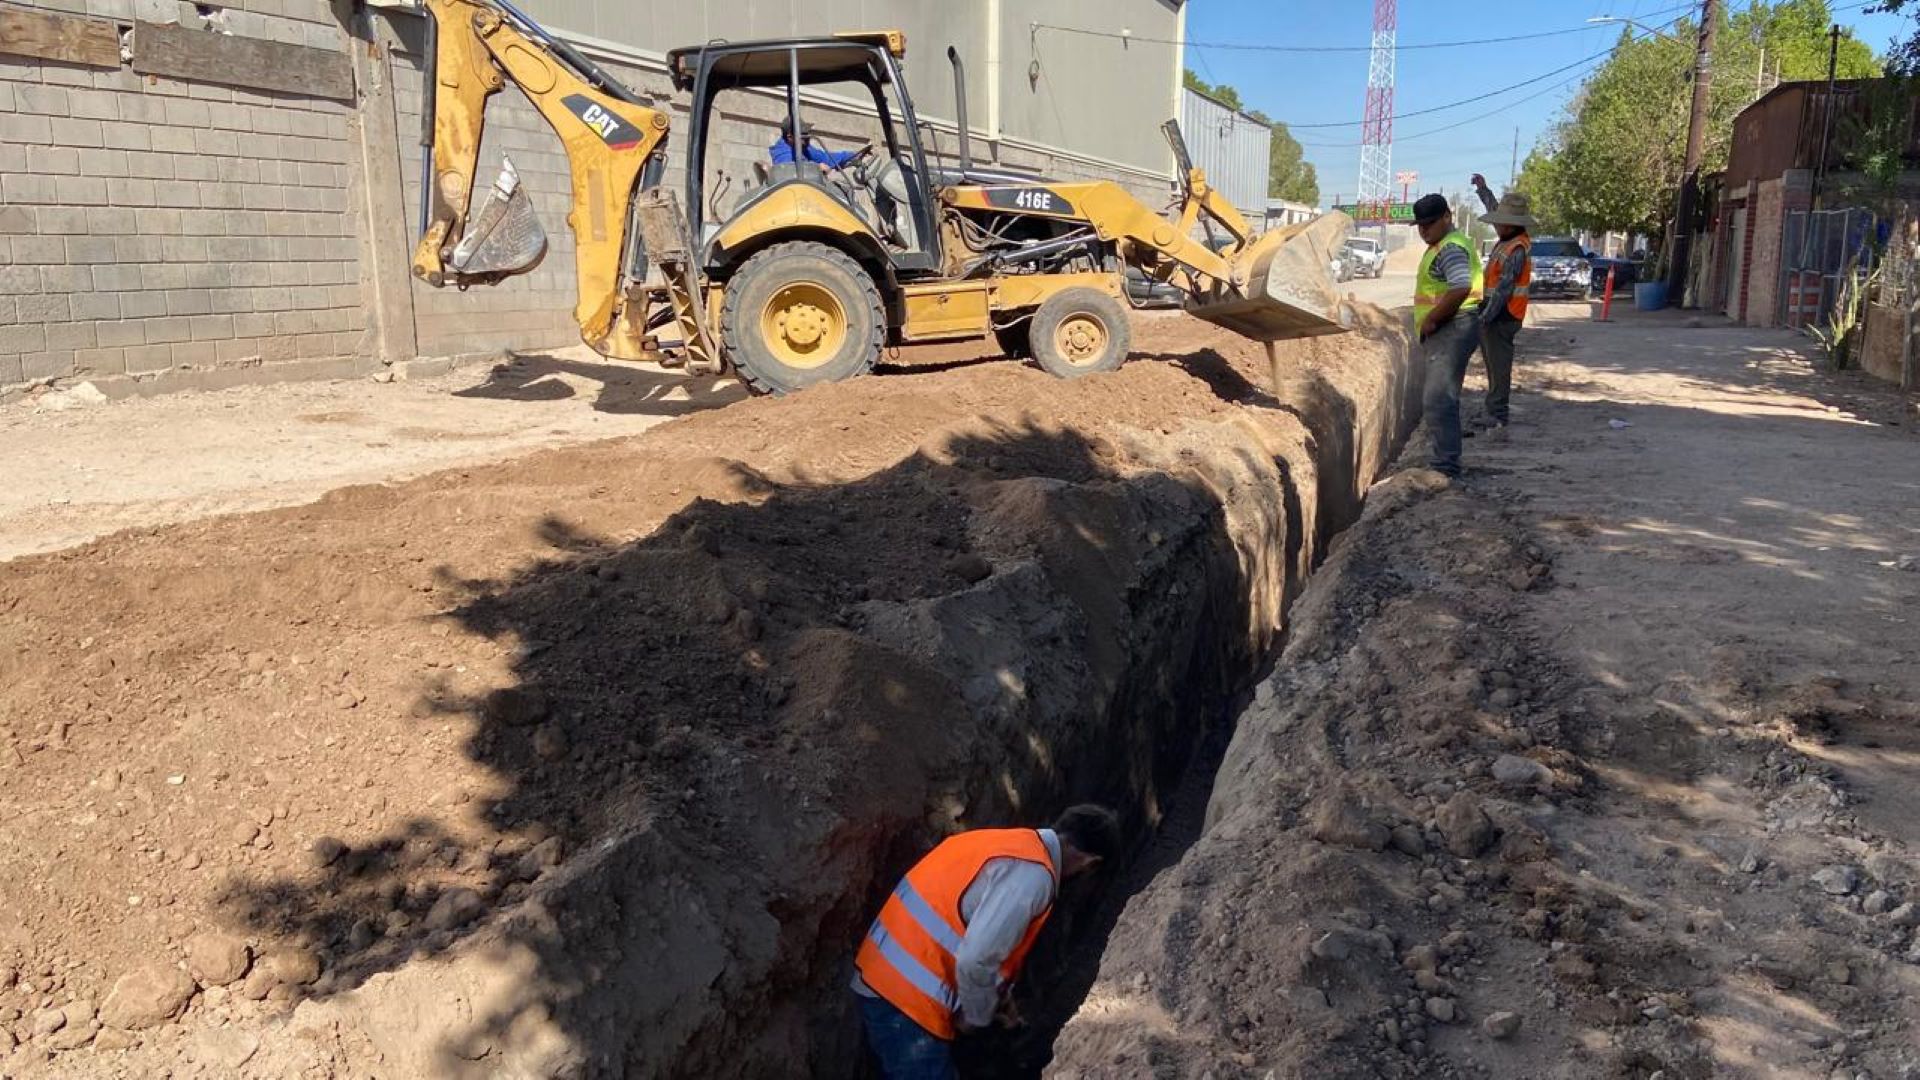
left=1412, top=192, right=1450, bottom=226
left=1053, top=804, right=1122, bottom=863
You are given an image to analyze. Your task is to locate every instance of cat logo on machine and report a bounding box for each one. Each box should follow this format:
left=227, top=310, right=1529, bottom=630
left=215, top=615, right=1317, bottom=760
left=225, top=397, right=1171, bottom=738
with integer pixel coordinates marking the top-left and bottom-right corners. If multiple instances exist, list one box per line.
left=563, top=93, right=643, bottom=150
left=983, top=186, right=1075, bottom=215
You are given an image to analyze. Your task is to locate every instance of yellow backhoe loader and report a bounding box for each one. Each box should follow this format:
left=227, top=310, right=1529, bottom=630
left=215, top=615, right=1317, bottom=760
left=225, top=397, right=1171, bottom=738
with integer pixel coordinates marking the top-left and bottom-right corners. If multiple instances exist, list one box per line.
left=411, top=0, right=1353, bottom=395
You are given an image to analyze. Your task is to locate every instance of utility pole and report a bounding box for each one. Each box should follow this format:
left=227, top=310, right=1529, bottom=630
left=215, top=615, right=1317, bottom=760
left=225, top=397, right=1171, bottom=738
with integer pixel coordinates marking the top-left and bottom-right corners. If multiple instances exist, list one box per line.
left=1811, top=24, right=1840, bottom=208
left=1509, top=126, right=1519, bottom=189
left=1664, top=0, right=1719, bottom=307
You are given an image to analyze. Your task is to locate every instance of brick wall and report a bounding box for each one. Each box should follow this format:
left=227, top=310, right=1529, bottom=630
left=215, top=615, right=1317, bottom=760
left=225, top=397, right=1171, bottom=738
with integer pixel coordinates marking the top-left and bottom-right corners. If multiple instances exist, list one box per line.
left=1746, top=178, right=1784, bottom=328
left=0, top=0, right=370, bottom=394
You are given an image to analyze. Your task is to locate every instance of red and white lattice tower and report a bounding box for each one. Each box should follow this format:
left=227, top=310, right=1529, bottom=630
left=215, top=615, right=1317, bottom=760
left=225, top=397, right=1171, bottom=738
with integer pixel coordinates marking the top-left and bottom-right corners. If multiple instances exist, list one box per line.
left=1357, top=0, right=1397, bottom=222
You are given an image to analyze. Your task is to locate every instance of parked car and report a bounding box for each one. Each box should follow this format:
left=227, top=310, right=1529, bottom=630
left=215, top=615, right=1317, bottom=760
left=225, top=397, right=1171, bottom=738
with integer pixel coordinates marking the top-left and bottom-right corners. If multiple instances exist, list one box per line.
left=1526, top=237, right=1591, bottom=299
left=1343, top=236, right=1386, bottom=278
left=1587, top=250, right=1647, bottom=295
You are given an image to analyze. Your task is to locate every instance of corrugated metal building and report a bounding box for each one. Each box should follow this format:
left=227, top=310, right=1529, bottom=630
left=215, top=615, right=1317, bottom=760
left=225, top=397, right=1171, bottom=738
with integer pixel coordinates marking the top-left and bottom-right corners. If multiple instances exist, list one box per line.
left=1179, top=86, right=1272, bottom=226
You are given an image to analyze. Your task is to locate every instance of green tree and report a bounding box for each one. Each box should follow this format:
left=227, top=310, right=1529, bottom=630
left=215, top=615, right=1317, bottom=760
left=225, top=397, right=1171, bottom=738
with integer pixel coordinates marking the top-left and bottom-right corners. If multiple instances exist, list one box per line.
left=1873, top=0, right=1920, bottom=73
left=1514, top=0, right=1880, bottom=235
left=1182, top=72, right=1320, bottom=203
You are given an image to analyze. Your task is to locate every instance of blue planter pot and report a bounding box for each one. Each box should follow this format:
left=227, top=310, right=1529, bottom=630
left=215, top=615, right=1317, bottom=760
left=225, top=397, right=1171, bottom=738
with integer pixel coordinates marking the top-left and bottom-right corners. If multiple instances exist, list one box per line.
left=1633, top=282, right=1668, bottom=311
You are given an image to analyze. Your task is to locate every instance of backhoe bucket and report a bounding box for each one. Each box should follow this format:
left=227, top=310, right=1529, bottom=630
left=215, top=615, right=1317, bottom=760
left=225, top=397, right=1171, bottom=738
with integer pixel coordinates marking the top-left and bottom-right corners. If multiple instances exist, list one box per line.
left=449, top=157, right=548, bottom=277
left=1186, top=211, right=1354, bottom=342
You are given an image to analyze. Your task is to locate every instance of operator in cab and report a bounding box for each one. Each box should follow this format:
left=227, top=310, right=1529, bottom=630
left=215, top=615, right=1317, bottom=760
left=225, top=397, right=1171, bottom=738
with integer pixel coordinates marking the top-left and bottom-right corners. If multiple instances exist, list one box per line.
left=770, top=117, right=858, bottom=168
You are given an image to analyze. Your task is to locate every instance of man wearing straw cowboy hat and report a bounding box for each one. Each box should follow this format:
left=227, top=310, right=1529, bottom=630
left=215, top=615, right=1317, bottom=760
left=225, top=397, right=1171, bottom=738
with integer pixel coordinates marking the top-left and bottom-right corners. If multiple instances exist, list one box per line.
left=1470, top=175, right=1538, bottom=436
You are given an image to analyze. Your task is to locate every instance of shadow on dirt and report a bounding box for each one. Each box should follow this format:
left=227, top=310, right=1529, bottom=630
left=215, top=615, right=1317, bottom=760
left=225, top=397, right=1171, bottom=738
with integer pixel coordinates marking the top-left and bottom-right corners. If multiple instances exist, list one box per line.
left=452, top=350, right=747, bottom=416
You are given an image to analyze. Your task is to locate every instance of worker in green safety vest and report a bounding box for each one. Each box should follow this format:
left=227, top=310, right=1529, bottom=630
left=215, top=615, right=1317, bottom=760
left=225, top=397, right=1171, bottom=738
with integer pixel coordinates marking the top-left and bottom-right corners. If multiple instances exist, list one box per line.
left=1410, top=193, right=1485, bottom=478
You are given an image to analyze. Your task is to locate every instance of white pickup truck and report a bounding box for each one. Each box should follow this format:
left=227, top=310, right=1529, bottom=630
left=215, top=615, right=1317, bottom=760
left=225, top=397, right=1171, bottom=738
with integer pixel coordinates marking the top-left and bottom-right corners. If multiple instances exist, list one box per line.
left=1342, top=236, right=1387, bottom=279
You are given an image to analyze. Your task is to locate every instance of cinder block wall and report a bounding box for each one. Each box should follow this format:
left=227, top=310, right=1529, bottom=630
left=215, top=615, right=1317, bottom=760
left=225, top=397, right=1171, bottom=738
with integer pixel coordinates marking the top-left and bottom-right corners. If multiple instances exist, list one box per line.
left=1747, top=179, right=1784, bottom=328
left=2, top=3, right=1172, bottom=397
left=0, top=0, right=367, bottom=393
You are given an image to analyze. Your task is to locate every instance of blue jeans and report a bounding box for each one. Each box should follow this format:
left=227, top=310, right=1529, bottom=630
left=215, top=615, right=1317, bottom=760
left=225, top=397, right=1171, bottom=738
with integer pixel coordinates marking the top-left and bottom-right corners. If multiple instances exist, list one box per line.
left=1421, top=318, right=1480, bottom=475
left=859, top=994, right=955, bottom=1080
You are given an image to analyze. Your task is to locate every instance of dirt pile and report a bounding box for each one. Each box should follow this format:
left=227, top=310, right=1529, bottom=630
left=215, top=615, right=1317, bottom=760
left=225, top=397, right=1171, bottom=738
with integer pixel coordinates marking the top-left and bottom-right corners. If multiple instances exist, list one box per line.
left=1049, top=451, right=1920, bottom=1077
left=0, top=312, right=1413, bottom=1077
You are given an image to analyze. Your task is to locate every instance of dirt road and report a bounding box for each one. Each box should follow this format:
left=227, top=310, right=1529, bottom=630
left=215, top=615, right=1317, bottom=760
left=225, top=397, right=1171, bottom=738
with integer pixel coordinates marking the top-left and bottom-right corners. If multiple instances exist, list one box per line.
left=1052, top=303, right=1920, bottom=1078
left=0, top=351, right=743, bottom=561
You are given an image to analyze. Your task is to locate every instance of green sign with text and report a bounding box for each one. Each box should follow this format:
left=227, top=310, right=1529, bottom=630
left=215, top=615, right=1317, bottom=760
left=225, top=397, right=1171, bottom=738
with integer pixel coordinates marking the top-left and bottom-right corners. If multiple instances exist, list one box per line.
left=1333, top=203, right=1415, bottom=223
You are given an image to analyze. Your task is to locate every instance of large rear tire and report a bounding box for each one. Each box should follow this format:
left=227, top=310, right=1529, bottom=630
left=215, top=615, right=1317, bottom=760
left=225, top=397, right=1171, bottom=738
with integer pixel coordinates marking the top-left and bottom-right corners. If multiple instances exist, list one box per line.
left=721, top=241, right=884, bottom=396
left=1028, top=287, right=1130, bottom=379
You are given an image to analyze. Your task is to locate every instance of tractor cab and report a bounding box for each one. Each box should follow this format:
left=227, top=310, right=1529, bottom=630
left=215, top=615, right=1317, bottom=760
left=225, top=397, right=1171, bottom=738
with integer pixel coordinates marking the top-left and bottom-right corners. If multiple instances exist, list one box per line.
left=667, top=33, right=942, bottom=276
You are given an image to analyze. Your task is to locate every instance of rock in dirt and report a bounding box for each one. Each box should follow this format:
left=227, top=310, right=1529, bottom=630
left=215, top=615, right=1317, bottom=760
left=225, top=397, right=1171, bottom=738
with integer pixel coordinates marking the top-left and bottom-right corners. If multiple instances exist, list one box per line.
left=94, top=1027, right=136, bottom=1051
left=1738, top=850, right=1765, bottom=874
left=1389, top=823, right=1427, bottom=857
left=262, top=946, right=322, bottom=987
left=1491, top=754, right=1553, bottom=789
left=1887, top=902, right=1920, bottom=928
left=1813, top=865, right=1863, bottom=896
left=1308, top=790, right=1390, bottom=851
left=30, top=1006, right=67, bottom=1036
left=515, top=835, right=565, bottom=881
left=306, top=835, right=347, bottom=868
left=187, top=1027, right=261, bottom=1069
left=1863, top=890, right=1894, bottom=916
left=100, top=963, right=196, bottom=1030
left=1482, top=1010, right=1522, bottom=1039
left=1425, top=997, right=1457, bottom=1023
left=1436, top=792, right=1495, bottom=857
left=945, top=553, right=993, bottom=584
left=531, top=723, right=571, bottom=761
left=424, top=887, right=486, bottom=931
left=183, top=931, right=251, bottom=986
left=1311, top=931, right=1357, bottom=962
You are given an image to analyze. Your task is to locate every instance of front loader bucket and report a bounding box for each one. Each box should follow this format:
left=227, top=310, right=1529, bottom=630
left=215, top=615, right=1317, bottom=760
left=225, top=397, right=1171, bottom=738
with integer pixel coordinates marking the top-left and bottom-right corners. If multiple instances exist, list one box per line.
left=1187, top=211, right=1354, bottom=342
left=449, top=157, right=548, bottom=277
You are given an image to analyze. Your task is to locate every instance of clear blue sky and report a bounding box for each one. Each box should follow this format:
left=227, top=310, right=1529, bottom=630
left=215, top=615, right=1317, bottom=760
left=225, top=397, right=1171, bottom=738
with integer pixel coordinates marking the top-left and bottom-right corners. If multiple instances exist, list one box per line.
left=1180, top=0, right=1915, bottom=207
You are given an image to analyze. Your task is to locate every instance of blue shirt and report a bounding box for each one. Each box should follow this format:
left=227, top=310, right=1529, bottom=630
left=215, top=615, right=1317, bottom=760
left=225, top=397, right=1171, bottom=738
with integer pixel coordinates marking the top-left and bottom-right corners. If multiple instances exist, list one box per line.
left=769, top=136, right=856, bottom=168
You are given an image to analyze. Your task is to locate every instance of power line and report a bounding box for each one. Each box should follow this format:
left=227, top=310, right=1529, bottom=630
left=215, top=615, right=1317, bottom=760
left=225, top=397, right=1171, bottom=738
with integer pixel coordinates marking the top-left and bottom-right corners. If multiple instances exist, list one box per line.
left=1297, top=65, right=1600, bottom=149
left=1283, top=43, right=1622, bottom=128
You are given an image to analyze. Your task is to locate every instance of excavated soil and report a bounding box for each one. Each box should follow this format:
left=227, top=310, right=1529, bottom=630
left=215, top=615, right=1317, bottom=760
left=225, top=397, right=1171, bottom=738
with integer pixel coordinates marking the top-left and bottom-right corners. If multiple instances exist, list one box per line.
left=0, top=312, right=1415, bottom=1077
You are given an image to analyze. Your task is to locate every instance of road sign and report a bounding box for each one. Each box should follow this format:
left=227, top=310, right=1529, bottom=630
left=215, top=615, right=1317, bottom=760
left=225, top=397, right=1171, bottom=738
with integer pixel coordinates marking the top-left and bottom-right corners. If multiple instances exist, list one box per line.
left=1333, top=202, right=1414, bottom=223
left=1394, top=170, right=1418, bottom=186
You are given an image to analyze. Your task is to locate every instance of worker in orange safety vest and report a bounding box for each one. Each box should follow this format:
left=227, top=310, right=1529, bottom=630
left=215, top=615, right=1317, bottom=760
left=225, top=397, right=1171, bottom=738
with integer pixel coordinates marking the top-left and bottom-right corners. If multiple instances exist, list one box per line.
left=1469, top=174, right=1538, bottom=435
left=852, top=804, right=1122, bottom=1079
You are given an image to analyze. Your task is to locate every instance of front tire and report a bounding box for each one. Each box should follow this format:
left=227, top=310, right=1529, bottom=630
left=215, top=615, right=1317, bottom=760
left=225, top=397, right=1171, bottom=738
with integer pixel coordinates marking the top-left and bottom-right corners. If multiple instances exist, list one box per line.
left=720, top=241, right=884, bottom=395
left=1028, top=287, right=1131, bottom=379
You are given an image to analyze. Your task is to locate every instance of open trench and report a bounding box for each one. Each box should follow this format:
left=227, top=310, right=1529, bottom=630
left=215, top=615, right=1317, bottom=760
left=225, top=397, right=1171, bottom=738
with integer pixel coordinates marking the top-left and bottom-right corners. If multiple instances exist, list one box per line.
left=235, top=311, right=1423, bottom=1079
left=0, top=313, right=1416, bottom=1080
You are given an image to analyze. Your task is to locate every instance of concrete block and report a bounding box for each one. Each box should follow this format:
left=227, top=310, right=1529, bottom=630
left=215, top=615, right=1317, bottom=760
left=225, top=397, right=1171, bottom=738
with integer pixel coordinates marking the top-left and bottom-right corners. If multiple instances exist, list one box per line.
left=91, top=68, right=145, bottom=94
left=180, top=209, right=227, bottom=236
left=40, top=266, right=94, bottom=293
left=124, top=343, right=173, bottom=374
left=108, top=177, right=159, bottom=207
left=9, top=236, right=66, bottom=264
left=70, top=291, right=121, bottom=321
left=170, top=153, right=217, bottom=182
left=240, top=184, right=284, bottom=211
left=84, top=0, right=137, bottom=21
left=0, top=174, right=62, bottom=205
left=166, top=289, right=212, bottom=316
left=66, top=88, right=120, bottom=121
left=117, top=95, right=169, bottom=125
left=0, top=356, right=21, bottom=389
left=92, top=264, right=143, bottom=291
left=181, top=262, right=230, bottom=289
left=273, top=309, right=319, bottom=335
left=160, top=236, right=208, bottom=262
left=124, top=152, right=173, bottom=179
left=170, top=340, right=218, bottom=366
left=97, top=319, right=145, bottom=347
left=47, top=322, right=97, bottom=350
left=17, top=293, right=71, bottom=323
left=213, top=337, right=262, bottom=363
left=64, top=177, right=109, bottom=206
left=85, top=206, right=136, bottom=235
left=153, top=180, right=200, bottom=208
left=206, top=287, right=251, bottom=313
left=141, top=316, right=191, bottom=344
left=193, top=128, right=239, bottom=157
left=49, top=117, right=104, bottom=148
left=77, top=147, right=129, bottom=177
left=163, top=97, right=211, bottom=127
left=185, top=81, right=231, bottom=103
left=15, top=85, right=71, bottom=116
left=21, top=351, right=77, bottom=383
left=65, top=236, right=118, bottom=264
left=119, top=292, right=168, bottom=318
left=132, top=205, right=182, bottom=232
left=189, top=313, right=235, bottom=340
left=233, top=311, right=275, bottom=337
left=39, top=63, right=95, bottom=89
left=25, top=145, right=81, bottom=176
left=0, top=324, right=48, bottom=354
left=215, top=156, right=261, bottom=184
left=73, top=347, right=128, bottom=377
left=149, top=126, right=196, bottom=154
left=0, top=205, right=34, bottom=235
